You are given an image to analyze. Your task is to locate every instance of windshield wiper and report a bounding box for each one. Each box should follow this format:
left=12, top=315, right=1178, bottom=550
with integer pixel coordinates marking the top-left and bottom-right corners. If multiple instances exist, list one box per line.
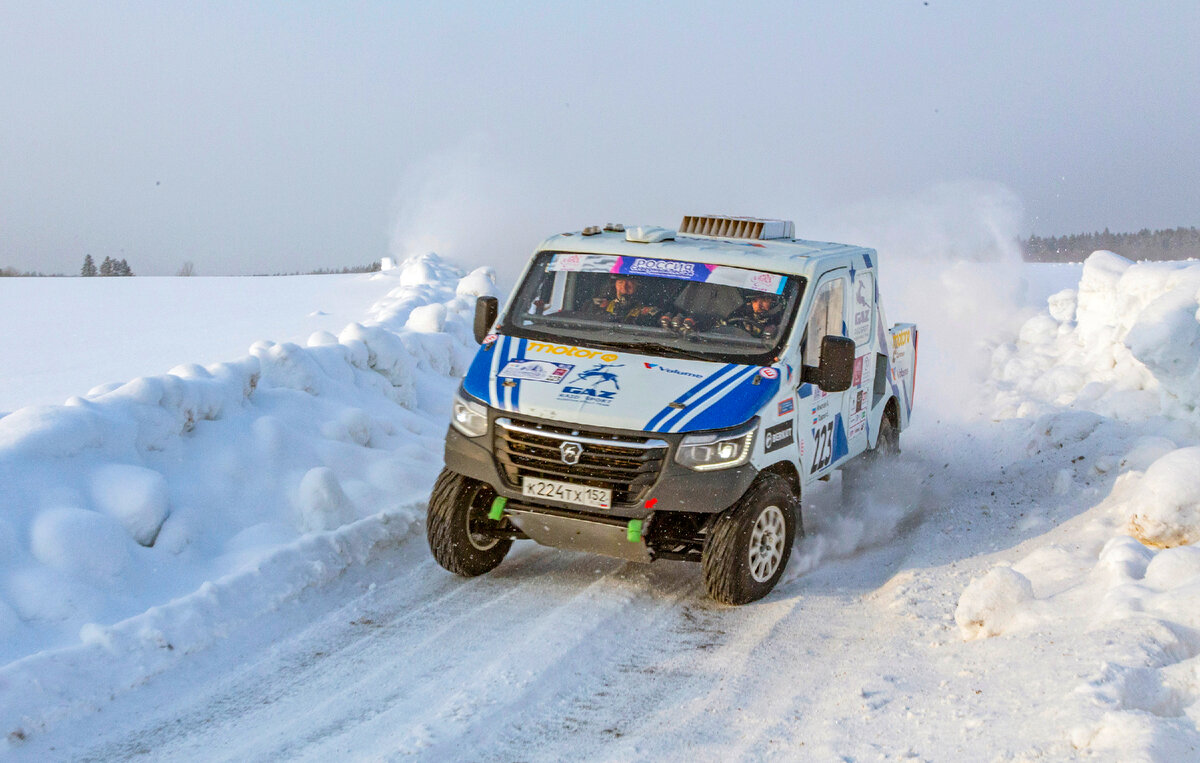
left=615, top=341, right=714, bottom=362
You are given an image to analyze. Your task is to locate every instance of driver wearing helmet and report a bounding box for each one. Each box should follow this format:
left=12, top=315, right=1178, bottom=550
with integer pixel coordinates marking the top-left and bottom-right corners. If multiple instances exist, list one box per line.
left=592, top=275, right=661, bottom=324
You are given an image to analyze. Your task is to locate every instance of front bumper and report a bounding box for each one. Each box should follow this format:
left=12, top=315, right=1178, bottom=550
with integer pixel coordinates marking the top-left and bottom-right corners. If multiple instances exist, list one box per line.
left=443, top=412, right=758, bottom=521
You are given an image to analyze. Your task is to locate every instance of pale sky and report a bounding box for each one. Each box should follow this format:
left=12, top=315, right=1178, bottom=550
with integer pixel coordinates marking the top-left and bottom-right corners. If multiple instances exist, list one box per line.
left=2, top=1, right=1197, bottom=276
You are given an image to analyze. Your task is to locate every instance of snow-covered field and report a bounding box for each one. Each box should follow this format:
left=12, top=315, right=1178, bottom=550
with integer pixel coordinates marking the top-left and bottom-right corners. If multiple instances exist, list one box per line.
left=2, top=250, right=1199, bottom=760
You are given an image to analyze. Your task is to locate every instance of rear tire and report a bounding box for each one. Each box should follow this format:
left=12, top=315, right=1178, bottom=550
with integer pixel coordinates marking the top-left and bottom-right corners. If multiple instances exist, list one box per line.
left=427, top=469, right=511, bottom=577
left=702, top=475, right=798, bottom=605
left=842, top=409, right=899, bottom=500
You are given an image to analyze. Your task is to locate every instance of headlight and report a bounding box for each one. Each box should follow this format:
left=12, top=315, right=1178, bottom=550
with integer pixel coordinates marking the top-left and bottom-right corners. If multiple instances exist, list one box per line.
left=674, top=418, right=758, bottom=471
left=450, top=390, right=489, bottom=438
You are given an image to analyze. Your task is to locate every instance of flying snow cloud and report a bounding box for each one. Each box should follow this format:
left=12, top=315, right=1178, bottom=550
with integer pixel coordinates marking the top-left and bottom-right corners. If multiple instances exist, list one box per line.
left=388, top=136, right=543, bottom=289
left=823, top=181, right=1034, bottom=419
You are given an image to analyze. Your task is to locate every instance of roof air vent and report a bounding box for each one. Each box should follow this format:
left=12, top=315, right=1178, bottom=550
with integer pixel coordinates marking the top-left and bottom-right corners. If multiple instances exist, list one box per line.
left=678, top=215, right=795, bottom=240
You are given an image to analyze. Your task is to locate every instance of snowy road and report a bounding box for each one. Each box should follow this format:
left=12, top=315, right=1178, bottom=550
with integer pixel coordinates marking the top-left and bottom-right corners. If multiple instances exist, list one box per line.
left=17, top=417, right=1111, bottom=762
left=5, top=255, right=1200, bottom=760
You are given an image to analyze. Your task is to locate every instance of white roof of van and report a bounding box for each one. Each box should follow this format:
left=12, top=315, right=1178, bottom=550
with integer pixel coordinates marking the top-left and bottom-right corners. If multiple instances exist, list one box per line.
left=535, top=226, right=876, bottom=278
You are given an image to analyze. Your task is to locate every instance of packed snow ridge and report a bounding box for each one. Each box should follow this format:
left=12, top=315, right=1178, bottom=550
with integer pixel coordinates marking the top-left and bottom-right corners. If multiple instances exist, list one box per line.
left=0, top=254, right=495, bottom=730
left=962, top=251, right=1200, bottom=755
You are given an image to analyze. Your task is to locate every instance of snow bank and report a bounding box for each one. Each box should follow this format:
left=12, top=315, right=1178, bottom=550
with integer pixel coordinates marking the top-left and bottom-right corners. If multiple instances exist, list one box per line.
left=0, top=254, right=495, bottom=674
left=963, top=252, right=1200, bottom=754
left=990, top=251, right=1200, bottom=422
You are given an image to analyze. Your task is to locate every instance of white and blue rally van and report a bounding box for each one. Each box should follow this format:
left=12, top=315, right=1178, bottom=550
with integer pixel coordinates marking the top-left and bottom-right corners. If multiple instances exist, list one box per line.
left=427, top=215, right=917, bottom=604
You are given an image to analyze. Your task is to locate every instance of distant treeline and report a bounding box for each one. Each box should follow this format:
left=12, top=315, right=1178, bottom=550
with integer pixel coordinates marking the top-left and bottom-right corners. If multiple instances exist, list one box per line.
left=0, top=267, right=66, bottom=277
left=0, top=260, right=382, bottom=277
left=254, top=262, right=382, bottom=276
left=1023, top=227, right=1200, bottom=263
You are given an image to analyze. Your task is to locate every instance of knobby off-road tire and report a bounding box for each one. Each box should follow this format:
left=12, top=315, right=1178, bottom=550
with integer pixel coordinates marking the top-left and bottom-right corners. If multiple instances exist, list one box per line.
left=427, top=469, right=511, bottom=577
left=702, top=474, right=799, bottom=605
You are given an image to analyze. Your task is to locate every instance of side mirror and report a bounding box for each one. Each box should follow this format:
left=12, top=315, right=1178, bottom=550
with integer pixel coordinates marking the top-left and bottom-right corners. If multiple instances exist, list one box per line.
left=470, top=296, right=499, bottom=343
left=473, top=296, right=499, bottom=344
left=803, top=335, right=855, bottom=392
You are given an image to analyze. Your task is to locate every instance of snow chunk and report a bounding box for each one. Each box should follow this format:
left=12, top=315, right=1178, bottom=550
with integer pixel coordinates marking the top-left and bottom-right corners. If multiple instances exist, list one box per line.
left=91, top=464, right=171, bottom=547
left=297, top=467, right=356, bottom=533
left=955, top=566, right=1035, bottom=640
left=1143, top=545, right=1200, bottom=590
left=455, top=266, right=498, bottom=298
left=0, top=405, right=103, bottom=458
left=1126, top=446, right=1200, bottom=548
left=407, top=303, right=447, bottom=333
left=399, top=256, right=438, bottom=287
left=30, top=507, right=131, bottom=580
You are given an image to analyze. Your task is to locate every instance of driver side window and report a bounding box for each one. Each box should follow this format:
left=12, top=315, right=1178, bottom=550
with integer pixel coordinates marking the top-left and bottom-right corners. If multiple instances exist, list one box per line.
left=804, top=277, right=846, bottom=363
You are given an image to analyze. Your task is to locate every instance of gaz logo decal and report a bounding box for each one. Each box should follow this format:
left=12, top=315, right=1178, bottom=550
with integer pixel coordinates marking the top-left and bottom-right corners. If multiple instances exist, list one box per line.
left=764, top=421, right=794, bottom=453
left=810, top=420, right=836, bottom=473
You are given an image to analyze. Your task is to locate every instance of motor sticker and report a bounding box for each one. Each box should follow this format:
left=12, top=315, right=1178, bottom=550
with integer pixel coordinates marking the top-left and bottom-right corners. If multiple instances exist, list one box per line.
left=498, top=359, right=573, bottom=384
left=778, top=397, right=794, bottom=416
left=764, top=421, right=794, bottom=453
left=526, top=341, right=618, bottom=363
left=759, top=367, right=779, bottom=380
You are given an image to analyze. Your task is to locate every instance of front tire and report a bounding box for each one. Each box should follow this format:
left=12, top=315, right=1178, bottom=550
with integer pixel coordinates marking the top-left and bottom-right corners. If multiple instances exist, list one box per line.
left=702, top=474, right=798, bottom=605
left=427, top=469, right=511, bottom=577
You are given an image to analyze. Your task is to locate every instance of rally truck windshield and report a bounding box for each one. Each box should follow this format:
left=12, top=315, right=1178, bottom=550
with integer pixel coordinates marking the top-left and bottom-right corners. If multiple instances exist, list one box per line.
left=501, top=251, right=805, bottom=365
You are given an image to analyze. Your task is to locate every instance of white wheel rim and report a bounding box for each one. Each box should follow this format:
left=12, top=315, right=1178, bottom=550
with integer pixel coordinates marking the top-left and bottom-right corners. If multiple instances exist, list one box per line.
left=748, top=505, right=786, bottom=582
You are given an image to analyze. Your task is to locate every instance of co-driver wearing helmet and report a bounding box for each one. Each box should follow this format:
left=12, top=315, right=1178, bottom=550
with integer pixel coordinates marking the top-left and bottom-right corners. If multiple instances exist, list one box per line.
left=722, top=291, right=781, bottom=339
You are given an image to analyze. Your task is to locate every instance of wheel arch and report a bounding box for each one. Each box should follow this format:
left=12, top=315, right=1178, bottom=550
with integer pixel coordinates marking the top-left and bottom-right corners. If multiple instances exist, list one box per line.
left=756, top=460, right=802, bottom=501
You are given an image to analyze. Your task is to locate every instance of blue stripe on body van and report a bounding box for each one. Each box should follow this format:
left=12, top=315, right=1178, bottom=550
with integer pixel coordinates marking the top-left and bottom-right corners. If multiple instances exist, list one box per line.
left=461, top=340, right=495, bottom=404
left=661, top=365, right=759, bottom=433
left=509, top=338, right=527, bottom=410
left=644, top=364, right=738, bottom=432
left=679, top=372, right=780, bottom=432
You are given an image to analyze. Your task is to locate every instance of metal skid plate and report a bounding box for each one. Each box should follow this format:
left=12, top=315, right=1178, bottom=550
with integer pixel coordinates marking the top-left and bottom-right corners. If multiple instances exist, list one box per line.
left=505, top=505, right=652, bottom=564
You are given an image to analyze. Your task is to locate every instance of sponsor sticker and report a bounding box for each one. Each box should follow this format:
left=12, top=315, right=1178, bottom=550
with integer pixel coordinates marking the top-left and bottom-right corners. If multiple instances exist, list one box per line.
left=777, top=397, right=794, bottom=416
left=498, top=359, right=573, bottom=384
left=558, top=363, right=623, bottom=406
left=483, top=333, right=498, bottom=344
left=547, top=253, right=786, bottom=294
left=764, top=421, right=795, bottom=453
left=643, top=362, right=703, bottom=379
left=527, top=341, right=618, bottom=364
left=759, top=367, right=779, bottom=380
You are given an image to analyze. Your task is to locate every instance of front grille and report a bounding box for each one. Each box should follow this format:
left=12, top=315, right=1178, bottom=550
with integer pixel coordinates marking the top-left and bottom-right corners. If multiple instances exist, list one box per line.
left=494, top=418, right=668, bottom=507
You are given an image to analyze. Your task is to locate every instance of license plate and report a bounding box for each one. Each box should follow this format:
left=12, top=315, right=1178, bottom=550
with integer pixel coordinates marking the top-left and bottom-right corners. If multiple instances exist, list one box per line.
left=521, top=477, right=612, bottom=509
